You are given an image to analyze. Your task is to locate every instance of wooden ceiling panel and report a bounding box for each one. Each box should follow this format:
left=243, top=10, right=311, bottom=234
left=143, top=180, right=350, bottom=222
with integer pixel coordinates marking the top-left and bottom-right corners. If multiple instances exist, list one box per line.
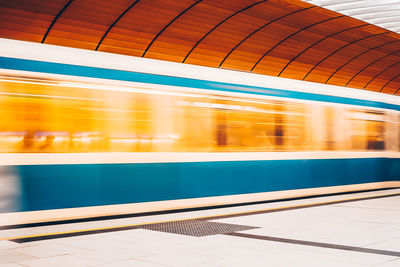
left=101, top=0, right=200, bottom=57
left=43, top=35, right=98, bottom=50
left=325, top=39, right=400, bottom=87
left=215, top=4, right=317, bottom=71
left=0, top=13, right=50, bottom=35
left=44, top=30, right=103, bottom=50
left=175, top=0, right=273, bottom=65
left=366, top=64, right=400, bottom=91
left=273, top=20, right=380, bottom=81
left=382, top=82, right=400, bottom=94
left=145, top=0, right=261, bottom=62
left=304, top=33, right=389, bottom=84
left=100, top=36, right=150, bottom=57
left=0, top=0, right=66, bottom=42
left=277, top=24, right=378, bottom=82
left=1, top=0, right=400, bottom=94
left=348, top=55, right=400, bottom=89
left=95, top=43, right=144, bottom=57
left=0, top=0, right=67, bottom=15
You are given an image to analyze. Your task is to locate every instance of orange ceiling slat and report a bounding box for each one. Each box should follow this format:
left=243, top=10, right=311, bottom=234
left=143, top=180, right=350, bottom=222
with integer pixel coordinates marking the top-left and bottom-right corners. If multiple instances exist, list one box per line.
left=1, top=0, right=400, bottom=95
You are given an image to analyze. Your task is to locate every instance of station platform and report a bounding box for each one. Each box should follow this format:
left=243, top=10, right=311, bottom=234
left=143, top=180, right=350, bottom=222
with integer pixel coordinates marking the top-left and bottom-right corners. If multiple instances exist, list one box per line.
left=1, top=188, right=400, bottom=267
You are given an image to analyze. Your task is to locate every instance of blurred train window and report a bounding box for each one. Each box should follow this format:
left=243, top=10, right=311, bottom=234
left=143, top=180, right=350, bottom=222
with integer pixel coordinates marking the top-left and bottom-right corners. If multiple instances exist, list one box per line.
left=176, top=98, right=308, bottom=151
left=394, top=115, right=400, bottom=151
left=325, top=107, right=336, bottom=150
left=284, top=102, right=309, bottom=151
left=349, top=110, right=385, bottom=151
left=0, top=77, right=308, bottom=153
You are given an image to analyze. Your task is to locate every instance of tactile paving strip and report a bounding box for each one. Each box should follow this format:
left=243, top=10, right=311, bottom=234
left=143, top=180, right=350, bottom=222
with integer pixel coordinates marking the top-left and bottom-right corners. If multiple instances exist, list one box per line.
left=137, top=219, right=258, bottom=237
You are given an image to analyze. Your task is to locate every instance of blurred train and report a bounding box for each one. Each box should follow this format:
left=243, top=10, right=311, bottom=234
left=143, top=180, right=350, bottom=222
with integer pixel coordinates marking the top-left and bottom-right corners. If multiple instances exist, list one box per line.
left=0, top=38, right=399, bottom=221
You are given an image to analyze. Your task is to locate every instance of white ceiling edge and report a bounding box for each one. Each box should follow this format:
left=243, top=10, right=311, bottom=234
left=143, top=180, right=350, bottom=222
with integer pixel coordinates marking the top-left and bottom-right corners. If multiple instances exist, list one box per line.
left=303, top=0, right=400, bottom=34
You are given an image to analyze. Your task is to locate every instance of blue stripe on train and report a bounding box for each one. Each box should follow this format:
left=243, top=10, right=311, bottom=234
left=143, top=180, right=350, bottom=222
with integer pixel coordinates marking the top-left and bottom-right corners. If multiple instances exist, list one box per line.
left=16, top=158, right=400, bottom=211
left=0, top=56, right=397, bottom=111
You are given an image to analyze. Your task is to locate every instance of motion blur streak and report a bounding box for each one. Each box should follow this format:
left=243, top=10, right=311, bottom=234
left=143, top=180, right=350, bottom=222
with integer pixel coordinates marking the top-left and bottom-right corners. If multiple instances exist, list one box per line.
left=0, top=75, right=388, bottom=153
left=0, top=166, right=20, bottom=212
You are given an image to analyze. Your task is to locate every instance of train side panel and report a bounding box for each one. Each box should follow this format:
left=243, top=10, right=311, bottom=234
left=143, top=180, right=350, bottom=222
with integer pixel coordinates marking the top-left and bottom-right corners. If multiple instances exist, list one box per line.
left=15, top=157, right=397, bottom=212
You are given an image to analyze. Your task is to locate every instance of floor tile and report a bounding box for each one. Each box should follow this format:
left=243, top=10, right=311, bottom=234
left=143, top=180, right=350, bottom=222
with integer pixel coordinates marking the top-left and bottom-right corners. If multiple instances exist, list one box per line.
left=0, top=241, right=21, bottom=250
left=0, top=264, right=25, bottom=267
left=0, top=250, right=37, bottom=264
left=17, top=255, right=98, bottom=267
left=94, top=259, right=166, bottom=267
left=71, top=247, right=154, bottom=263
left=365, top=238, right=400, bottom=251
left=375, top=259, right=400, bottom=266
left=9, top=243, right=85, bottom=258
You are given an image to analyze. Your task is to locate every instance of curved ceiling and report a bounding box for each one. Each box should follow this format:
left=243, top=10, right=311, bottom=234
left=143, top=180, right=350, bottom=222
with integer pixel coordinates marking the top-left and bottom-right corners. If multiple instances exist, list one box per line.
left=304, top=0, right=400, bottom=34
left=1, top=0, right=400, bottom=94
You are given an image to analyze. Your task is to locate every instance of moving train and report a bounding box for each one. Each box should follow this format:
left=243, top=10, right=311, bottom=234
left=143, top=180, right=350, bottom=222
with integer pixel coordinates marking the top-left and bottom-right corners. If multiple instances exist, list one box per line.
left=0, top=38, right=399, bottom=222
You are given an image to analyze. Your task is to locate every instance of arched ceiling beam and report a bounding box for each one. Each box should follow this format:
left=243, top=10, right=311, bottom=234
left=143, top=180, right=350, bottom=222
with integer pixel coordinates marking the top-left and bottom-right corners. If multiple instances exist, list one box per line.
left=95, top=0, right=141, bottom=51
left=364, top=60, right=400, bottom=89
left=142, top=0, right=203, bottom=57
left=391, top=75, right=400, bottom=94
left=345, top=49, right=400, bottom=86
left=219, top=6, right=318, bottom=68
left=382, top=72, right=400, bottom=93
left=182, top=0, right=269, bottom=63
left=302, top=31, right=389, bottom=81
left=278, top=24, right=368, bottom=77
left=324, top=39, right=400, bottom=84
left=41, top=0, right=75, bottom=43
left=250, top=13, right=342, bottom=72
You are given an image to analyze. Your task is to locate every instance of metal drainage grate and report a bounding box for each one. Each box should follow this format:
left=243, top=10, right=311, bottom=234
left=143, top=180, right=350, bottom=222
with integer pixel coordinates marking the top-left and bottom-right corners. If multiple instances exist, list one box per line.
left=138, top=220, right=258, bottom=237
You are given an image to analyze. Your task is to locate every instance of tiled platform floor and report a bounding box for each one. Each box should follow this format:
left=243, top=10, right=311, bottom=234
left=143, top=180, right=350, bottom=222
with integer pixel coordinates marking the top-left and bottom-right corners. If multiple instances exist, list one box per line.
left=1, top=188, right=400, bottom=266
